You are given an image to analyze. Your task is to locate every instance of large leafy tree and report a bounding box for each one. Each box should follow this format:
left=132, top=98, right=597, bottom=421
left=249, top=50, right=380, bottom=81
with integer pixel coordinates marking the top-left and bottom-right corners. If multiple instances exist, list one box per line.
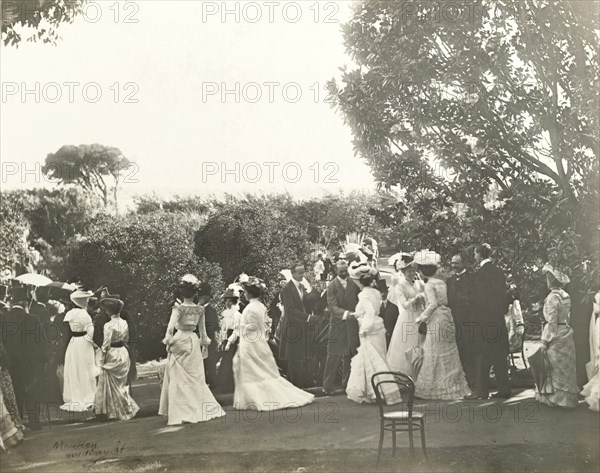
left=0, top=192, right=30, bottom=270
left=43, top=144, right=132, bottom=211
left=5, top=187, right=103, bottom=248
left=332, top=0, right=599, bottom=382
left=195, top=194, right=311, bottom=295
left=2, top=0, right=85, bottom=46
left=287, top=191, right=380, bottom=253
left=331, top=0, right=599, bottom=282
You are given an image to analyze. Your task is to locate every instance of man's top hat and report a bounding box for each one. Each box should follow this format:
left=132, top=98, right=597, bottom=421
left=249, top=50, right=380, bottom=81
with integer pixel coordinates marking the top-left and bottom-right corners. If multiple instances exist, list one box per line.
left=10, top=286, right=28, bottom=304
left=198, top=282, right=212, bottom=298
left=376, top=279, right=389, bottom=293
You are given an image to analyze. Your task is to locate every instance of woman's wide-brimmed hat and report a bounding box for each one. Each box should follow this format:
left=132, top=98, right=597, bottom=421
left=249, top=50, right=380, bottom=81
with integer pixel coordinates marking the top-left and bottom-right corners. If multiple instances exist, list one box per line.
left=349, top=261, right=378, bottom=280
left=241, top=275, right=266, bottom=291
left=70, top=289, right=94, bottom=308
left=99, top=297, right=124, bottom=314
left=221, top=288, right=239, bottom=300
left=180, top=274, right=199, bottom=287
left=99, top=288, right=121, bottom=300
left=388, top=252, right=416, bottom=269
left=413, top=250, right=442, bottom=267
left=542, top=263, right=570, bottom=285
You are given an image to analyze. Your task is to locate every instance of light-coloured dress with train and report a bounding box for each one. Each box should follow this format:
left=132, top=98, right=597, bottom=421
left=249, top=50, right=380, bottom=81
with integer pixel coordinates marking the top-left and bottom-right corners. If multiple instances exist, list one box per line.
left=159, top=303, right=225, bottom=424
left=233, top=299, right=314, bottom=411
left=61, top=308, right=98, bottom=412
left=535, top=289, right=579, bottom=408
left=387, top=277, right=425, bottom=377
left=94, top=317, right=140, bottom=420
left=414, top=278, right=470, bottom=400
left=347, top=287, right=402, bottom=405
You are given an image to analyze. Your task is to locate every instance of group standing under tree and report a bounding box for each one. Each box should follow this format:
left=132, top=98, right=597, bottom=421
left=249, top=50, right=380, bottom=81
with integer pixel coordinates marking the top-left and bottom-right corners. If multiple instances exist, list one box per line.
left=1, top=239, right=599, bottom=451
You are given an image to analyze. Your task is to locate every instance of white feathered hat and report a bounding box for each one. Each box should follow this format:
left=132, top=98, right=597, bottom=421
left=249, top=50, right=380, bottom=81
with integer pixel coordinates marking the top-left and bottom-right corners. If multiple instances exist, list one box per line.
left=413, top=250, right=442, bottom=266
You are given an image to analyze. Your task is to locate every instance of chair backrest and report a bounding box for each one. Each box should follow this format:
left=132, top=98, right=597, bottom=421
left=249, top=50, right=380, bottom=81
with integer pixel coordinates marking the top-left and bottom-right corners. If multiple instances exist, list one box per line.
left=371, top=371, right=415, bottom=419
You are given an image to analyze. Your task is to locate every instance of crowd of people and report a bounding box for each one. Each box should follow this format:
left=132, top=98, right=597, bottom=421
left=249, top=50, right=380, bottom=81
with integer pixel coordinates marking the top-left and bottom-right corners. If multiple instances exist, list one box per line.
left=0, top=239, right=599, bottom=451
left=0, top=283, right=139, bottom=452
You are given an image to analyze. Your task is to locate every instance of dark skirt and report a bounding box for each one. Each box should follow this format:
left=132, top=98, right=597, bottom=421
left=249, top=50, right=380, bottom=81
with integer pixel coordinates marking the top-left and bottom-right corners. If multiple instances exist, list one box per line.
left=216, top=330, right=237, bottom=393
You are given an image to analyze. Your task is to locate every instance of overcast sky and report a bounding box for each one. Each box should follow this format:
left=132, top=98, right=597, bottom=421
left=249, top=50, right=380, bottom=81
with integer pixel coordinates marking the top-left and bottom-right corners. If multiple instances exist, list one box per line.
left=1, top=0, right=375, bottom=204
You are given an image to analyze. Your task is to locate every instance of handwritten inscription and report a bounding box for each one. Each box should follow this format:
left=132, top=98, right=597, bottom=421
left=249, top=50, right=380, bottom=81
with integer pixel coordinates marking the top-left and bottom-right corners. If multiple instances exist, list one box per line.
left=50, top=440, right=126, bottom=459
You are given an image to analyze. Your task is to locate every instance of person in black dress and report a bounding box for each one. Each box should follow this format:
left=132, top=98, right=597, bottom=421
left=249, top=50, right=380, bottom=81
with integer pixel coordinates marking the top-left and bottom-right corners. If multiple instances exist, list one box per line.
left=198, top=283, right=219, bottom=389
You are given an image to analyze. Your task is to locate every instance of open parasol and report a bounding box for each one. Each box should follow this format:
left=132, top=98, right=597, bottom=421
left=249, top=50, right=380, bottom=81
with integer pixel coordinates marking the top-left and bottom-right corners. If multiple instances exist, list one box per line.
left=14, top=273, right=52, bottom=287
left=47, top=281, right=78, bottom=291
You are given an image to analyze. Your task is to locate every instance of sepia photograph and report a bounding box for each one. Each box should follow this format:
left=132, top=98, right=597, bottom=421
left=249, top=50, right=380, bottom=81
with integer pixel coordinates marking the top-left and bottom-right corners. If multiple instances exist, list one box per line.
left=0, top=0, right=599, bottom=472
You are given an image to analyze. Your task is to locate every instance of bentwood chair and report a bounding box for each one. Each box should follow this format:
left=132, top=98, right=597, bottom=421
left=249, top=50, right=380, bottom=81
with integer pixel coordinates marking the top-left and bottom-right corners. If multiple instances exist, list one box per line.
left=371, top=371, right=427, bottom=465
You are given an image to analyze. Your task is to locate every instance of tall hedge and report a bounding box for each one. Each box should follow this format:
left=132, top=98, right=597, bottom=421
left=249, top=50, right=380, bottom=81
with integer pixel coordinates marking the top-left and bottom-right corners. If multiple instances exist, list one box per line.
left=60, top=211, right=224, bottom=361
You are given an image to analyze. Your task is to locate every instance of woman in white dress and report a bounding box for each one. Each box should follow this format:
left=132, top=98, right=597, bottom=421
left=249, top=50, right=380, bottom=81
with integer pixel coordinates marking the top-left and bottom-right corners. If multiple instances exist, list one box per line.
left=158, top=275, right=225, bottom=425
left=230, top=276, right=314, bottom=411
left=346, top=266, right=402, bottom=405
left=94, top=297, right=139, bottom=420
left=387, top=255, right=425, bottom=377
left=386, top=254, right=404, bottom=306
left=582, top=292, right=600, bottom=411
left=61, top=289, right=98, bottom=413
left=413, top=251, right=471, bottom=400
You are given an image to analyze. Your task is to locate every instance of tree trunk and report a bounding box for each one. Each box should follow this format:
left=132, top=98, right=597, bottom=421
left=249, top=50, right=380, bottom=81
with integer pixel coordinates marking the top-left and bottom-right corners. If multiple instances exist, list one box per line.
left=113, top=185, right=119, bottom=215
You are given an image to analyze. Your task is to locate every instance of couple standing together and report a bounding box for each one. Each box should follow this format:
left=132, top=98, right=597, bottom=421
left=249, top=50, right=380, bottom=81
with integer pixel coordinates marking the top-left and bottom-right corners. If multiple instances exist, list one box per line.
left=388, top=244, right=512, bottom=400
left=159, top=274, right=314, bottom=426
left=278, top=259, right=400, bottom=402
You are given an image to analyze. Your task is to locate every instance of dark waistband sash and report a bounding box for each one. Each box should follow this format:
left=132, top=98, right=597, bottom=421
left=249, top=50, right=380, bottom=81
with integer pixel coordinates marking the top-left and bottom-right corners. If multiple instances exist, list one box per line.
left=72, top=331, right=87, bottom=337
left=110, top=341, right=126, bottom=348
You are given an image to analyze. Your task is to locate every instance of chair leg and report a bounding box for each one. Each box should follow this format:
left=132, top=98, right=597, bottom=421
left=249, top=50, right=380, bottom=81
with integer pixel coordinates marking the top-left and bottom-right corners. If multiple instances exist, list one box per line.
left=392, top=424, right=397, bottom=457
left=521, top=344, right=528, bottom=370
left=408, top=423, right=415, bottom=461
left=420, top=419, right=427, bottom=458
left=376, top=420, right=384, bottom=466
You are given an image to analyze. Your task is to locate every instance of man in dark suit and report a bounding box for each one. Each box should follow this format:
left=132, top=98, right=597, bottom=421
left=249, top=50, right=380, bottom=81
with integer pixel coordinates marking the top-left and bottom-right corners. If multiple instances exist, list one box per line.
left=268, top=273, right=287, bottom=341
left=29, top=291, right=50, bottom=327
left=0, top=286, right=45, bottom=429
left=306, top=281, right=329, bottom=387
left=322, top=260, right=360, bottom=395
left=279, top=263, right=311, bottom=387
left=447, top=253, right=476, bottom=388
left=467, top=243, right=511, bottom=400
left=377, top=280, right=399, bottom=348
left=199, top=283, right=219, bottom=389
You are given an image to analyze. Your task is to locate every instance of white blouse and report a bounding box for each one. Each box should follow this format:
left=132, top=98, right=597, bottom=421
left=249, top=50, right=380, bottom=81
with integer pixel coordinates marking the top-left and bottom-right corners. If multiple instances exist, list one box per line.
left=221, top=307, right=242, bottom=343
left=64, top=308, right=94, bottom=339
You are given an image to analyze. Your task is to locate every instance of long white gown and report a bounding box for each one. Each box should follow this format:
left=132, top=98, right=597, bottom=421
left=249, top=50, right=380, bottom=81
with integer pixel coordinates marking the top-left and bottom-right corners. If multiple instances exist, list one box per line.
left=158, top=303, right=225, bottom=425
left=387, top=277, right=425, bottom=377
left=94, top=317, right=140, bottom=420
left=233, top=299, right=314, bottom=411
left=347, top=287, right=402, bottom=405
left=582, top=292, right=600, bottom=411
left=61, top=308, right=98, bottom=412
